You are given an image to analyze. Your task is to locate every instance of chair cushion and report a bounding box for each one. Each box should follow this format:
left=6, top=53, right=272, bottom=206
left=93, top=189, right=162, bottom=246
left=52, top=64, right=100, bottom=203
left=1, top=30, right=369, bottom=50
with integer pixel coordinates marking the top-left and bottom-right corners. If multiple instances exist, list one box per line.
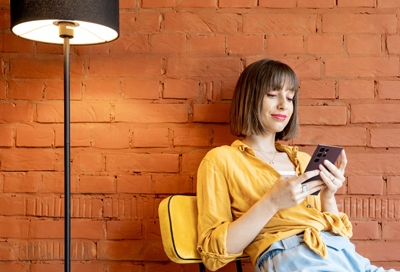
left=158, top=195, right=202, bottom=264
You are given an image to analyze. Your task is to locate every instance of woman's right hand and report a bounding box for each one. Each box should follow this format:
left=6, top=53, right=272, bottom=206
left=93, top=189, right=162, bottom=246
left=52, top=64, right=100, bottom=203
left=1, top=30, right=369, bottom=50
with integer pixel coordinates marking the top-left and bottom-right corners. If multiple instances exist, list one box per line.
left=263, top=170, right=324, bottom=212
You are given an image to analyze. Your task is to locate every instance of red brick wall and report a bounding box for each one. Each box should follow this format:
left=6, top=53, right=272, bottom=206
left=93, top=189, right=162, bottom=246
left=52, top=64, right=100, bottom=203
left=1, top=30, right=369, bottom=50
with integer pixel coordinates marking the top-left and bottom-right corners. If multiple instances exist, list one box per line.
left=1, top=0, right=400, bottom=271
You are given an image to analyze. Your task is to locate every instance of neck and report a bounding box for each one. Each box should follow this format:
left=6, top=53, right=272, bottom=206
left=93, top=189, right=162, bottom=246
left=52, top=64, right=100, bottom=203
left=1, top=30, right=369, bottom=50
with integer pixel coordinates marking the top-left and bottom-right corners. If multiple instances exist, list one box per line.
left=242, top=134, right=276, bottom=151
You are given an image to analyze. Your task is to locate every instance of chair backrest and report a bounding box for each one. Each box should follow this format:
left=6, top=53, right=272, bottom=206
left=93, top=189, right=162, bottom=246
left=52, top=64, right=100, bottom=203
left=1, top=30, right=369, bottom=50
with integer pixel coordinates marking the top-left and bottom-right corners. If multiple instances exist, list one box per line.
left=158, top=195, right=202, bottom=264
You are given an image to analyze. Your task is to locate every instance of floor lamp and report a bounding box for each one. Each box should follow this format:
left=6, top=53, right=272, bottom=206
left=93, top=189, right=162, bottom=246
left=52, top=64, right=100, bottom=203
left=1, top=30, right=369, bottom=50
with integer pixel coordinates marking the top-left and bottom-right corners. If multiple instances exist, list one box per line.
left=10, top=1, right=119, bottom=271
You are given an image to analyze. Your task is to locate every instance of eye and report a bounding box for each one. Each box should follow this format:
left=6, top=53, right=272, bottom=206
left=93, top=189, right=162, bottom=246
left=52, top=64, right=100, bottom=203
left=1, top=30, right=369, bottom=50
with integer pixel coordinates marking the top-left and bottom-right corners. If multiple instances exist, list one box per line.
left=267, top=94, right=277, bottom=98
left=286, top=97, right=294, bottom=102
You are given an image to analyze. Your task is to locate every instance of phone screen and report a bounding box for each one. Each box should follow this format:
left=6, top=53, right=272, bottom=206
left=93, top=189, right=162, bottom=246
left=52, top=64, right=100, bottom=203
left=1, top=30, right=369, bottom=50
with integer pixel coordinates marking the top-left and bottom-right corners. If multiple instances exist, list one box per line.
left=302, top=144, right=343, bottom=195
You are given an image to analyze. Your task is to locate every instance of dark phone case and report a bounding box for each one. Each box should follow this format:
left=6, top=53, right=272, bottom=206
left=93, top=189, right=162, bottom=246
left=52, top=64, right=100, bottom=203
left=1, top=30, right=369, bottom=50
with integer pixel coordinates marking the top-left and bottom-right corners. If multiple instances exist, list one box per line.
left=302, top=144, right=343, bottom=195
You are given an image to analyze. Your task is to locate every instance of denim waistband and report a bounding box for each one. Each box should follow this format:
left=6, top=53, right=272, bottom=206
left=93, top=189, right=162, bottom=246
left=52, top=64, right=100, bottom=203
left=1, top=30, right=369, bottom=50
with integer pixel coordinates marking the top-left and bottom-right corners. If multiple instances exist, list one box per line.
left=256, top=234, right=305, bottom=268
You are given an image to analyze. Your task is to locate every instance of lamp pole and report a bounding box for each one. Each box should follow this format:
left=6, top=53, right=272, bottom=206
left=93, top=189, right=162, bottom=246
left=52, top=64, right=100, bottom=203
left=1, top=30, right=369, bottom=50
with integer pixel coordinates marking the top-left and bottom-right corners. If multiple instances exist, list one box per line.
left=59, top=22, right=74, bottom=272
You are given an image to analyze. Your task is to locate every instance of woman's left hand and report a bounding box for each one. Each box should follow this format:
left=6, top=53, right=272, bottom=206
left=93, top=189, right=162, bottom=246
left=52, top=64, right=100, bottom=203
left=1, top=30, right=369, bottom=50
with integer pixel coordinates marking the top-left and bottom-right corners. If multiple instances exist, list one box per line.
left=319, top=149, right=347, bottom=200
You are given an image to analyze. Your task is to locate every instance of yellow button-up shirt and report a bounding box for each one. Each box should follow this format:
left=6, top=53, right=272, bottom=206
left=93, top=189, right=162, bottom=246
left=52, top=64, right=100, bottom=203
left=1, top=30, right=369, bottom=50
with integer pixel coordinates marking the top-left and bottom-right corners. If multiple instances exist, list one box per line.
left=196, top=140, right=352, bottom=271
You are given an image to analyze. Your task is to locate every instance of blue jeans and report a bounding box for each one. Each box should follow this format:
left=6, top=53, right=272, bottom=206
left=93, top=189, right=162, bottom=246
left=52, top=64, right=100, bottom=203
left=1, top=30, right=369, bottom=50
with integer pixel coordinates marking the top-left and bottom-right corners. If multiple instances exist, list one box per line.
left=256, top=232, right=398, bottom=272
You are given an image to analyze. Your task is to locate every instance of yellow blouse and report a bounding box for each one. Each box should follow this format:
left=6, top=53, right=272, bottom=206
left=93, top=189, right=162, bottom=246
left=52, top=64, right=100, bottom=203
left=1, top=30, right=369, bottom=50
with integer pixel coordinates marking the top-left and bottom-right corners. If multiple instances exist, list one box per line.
left=196, top=140, right=352, bottom=271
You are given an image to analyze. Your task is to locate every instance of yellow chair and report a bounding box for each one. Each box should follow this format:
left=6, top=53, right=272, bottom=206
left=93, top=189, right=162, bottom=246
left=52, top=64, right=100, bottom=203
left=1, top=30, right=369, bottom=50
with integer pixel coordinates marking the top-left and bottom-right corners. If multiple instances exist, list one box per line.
left=158, top=195, right=246, bottom=272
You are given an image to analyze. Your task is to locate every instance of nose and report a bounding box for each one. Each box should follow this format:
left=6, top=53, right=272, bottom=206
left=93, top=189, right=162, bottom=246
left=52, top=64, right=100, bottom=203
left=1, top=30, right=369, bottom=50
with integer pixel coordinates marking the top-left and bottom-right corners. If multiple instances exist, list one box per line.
left=277, top=95, right=288, bottom=110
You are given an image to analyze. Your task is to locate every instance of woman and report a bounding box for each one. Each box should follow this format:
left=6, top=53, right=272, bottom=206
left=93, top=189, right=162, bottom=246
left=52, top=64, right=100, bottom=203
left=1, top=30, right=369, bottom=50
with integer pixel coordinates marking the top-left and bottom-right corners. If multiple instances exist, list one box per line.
left=196, top=59, right=397, bottom=271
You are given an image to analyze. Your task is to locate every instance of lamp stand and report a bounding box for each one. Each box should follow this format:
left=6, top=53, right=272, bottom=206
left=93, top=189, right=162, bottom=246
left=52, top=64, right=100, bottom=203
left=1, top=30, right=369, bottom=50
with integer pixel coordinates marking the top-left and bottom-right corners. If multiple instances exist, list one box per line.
left=59, top=22, right=74, bottom=272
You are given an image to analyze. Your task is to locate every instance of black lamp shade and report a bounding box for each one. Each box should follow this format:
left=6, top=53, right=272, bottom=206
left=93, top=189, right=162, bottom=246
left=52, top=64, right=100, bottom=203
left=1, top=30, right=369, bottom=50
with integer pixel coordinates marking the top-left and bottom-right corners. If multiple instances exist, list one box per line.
left=10, top=0, right=119, bottom=45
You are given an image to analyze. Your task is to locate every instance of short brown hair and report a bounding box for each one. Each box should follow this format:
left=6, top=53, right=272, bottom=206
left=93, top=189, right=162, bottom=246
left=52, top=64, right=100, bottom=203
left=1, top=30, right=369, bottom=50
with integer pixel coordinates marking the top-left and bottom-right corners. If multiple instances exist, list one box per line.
left=230, top=59, right=299, bottom=141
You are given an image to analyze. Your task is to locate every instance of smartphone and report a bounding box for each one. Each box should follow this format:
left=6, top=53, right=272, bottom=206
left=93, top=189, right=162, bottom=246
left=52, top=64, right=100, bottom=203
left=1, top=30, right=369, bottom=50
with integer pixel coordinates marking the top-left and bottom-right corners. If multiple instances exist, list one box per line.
left=302, top=144, right=343, bottom=195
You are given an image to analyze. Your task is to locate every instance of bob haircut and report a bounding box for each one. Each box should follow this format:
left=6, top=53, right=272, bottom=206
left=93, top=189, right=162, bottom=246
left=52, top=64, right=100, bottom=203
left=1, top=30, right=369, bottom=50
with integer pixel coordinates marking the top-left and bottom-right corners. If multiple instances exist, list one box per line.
left=230, top=59, right=299, bottom=141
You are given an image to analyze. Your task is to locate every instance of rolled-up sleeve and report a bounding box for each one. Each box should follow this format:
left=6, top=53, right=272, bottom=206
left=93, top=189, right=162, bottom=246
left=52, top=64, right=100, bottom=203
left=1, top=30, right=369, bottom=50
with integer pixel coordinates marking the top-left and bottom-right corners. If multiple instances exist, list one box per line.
left=196, top=158, right=243, bottom=271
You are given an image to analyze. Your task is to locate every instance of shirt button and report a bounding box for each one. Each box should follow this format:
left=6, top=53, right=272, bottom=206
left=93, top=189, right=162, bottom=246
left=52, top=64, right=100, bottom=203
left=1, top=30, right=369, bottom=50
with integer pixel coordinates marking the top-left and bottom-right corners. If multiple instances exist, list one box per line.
left=198, top=247, right=202, bottom=252
left=306, top=204, right=312, bottom=208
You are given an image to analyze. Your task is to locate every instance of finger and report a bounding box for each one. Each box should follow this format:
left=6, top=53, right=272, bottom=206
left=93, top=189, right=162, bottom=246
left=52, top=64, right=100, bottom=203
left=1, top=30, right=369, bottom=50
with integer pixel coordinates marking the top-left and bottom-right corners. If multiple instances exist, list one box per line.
left=338, top=149, right=347, bottom=172
left=321, top=160, right=344, bottom=182
left=297, top=169, right=320, bottom=185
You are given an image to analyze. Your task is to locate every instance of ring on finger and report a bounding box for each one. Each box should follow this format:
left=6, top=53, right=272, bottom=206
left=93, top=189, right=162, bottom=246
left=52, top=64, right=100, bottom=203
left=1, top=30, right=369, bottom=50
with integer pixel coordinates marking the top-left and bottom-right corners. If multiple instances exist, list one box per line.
left=330, top=175, right=335, bottom=182
left=301, top=184, right=309, bottom=193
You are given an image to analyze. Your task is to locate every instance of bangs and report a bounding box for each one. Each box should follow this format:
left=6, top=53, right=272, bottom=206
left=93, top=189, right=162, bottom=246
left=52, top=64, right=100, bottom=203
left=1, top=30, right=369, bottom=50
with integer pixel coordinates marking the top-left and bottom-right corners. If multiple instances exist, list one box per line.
left=267, top=65, right=298, bottom=93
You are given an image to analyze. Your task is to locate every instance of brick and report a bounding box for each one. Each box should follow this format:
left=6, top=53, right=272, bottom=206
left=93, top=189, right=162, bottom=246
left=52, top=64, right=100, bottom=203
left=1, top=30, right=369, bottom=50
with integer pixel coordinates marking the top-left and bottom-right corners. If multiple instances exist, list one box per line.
left=299, top=80, right=336, bottom=99
left=44, top=79, right=82, bottom=101
left=167, top=57, right=239, bottom=77
left=346, top=153, right=400, bottom=176
left=378, top=80, right=400, bottom=100
left=116, top=175, right=152, bottom=194
left=272, top=58, right=321, bottom=79
left=84, top=79, right=122, bottom=101
left=164, top=12, right=238, bottom=34
left=192, top=104, right=230, bottom=123
left=181, top=150, right=208, bottom=174
left=97, top=240, right=167, bottom=261
left=0, top=195, right=25, bottom=215
left=325, top=57, right=399, bottom=77
left=0, top=217, right=29, bottom=238
left=142, top=0, right=175, bottom=8
left=299, top=106, right=347, bottom=125
left=114, top=103, right=188, bottom=123
left=71, top=150, right=105, bottom=172
left=348, top=175, right=384, bottom=195
left=0, top=263, right=26, bottom=272
left=74, top=43, right=110, bottom=55
left=227, top=35, right=264, bottom=55
left=150, top=34, right=186, bottom=54
left=55, top=124, right=91, bottom=147
left=294, top=127, right=367, bottom=146
left=90, top=57, right=161, bottom=78
left=259, top=0, right=296, bottom=7
left=29, top=219, right=63, bottom=238
left=163, top=78, right=200, bottom=99
left=0, top=78, right=6, bottom=99
left=347, top=34, right=381, bottom=55
left=132, top=128, right=169, bottom=147
left=307, top=35, right=343, bottom=55
left=382, top=222, right=400, bottom=240
left=297, top=0, right=335, bottom=8
left=11, top=58, right=83, bottom=78
left=0, top=103, right=33, bottom=123
left=268, top=35, right=304, bottom=54
left=78, top=175, right=115, bottom=194
left=106, top=153, right=180, bottom=173
left=187, top=35, right=225, bottom=55
left=179, top=0, right=216, bottom=7
left=71, top=196, right=103, bottom=218
left=72, top=219, right=105, bottom=239
left=153, top=174, right=193, bottom=194
left=2, top=33, right=34, bottom=53
left=351, top=221, right=380, bottom=240
left=174, top=127, right=211, bottom=146
left=219, top=0, right=257, bottom=7
left=0, top=126, right=13, bottom=147
left=26, top=195, right=63, bottom=217
left=92, top=124, right=130, bottom=149
left=36, top=102, right=111, bottom=123
left=1, top=149, right=55, bottom=171
left=9, top=80, right=43, bottom=100
left=107, top=263, right=144, bottom=272
left=378, top=0, right=400, bottom=7
left=338, top=0, right=375, bottom=7
left=124, top=79, right=159, bottom=100
left=355, top=241, right=400, bottom=261
left=351, top=104, right=400, bottom=123
left=387, top=35, right=400, bottom=54
left=106, top=220, right=142, bottom=239
left=220, top=78, right=238, bottom=100
left=3, top=172, right=41, bottom=193
left=323, top=14, right=397, bottom=34
left=370, top=128, right=400, bottom=148
left=16, top=123, right=53, bottom=147
left=338, top=80, right=374, bottom=99
left=112, top=34, right=149, bottom=54
left=120, top=12, right=160, bottom=32
left=388, top=176, right=400, bottom=195
left=0, top=241, right=18, bottom=261
left=243, top=14, right=317, bottom=34
left=120, top=0, right=137, bottom=9
left=103, top=196, right=154, bottom=219
left=35, top=43, right=63, bottom=54
left=142, top=218, right=162, bottom=240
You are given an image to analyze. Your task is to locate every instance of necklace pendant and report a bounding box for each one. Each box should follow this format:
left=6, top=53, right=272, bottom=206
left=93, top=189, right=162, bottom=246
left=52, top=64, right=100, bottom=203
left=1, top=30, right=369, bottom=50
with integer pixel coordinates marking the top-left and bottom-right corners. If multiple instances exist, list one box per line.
left=269, top=161, right=274, bottom=165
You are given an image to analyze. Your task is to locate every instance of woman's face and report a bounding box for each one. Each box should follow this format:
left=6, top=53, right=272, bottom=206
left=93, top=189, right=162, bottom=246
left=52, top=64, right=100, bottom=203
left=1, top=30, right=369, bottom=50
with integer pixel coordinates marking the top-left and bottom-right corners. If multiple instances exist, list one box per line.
left=260, top=82, right=295, bottom=135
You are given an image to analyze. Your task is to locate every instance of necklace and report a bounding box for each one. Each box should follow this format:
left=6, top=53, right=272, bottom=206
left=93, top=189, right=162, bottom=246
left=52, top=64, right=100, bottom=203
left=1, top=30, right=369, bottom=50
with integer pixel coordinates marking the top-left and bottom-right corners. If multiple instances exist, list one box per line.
left=253, top=149, right=277, bottom=165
